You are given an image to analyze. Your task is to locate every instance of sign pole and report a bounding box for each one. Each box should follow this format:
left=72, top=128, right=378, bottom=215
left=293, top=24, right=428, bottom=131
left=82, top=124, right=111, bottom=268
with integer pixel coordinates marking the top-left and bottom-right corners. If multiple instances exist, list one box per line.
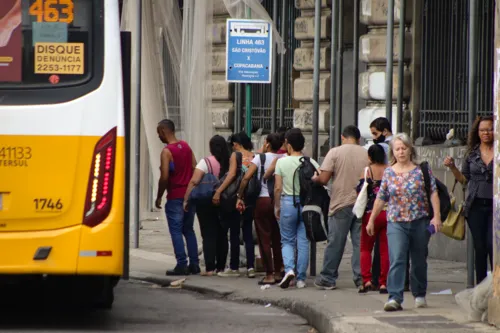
left=245, top=6, right=252, bottom=137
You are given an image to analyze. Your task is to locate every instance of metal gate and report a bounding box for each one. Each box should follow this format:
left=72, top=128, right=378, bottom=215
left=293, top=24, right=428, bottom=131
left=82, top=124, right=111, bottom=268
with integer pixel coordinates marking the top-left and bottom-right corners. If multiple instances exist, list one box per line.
left=419, top=0, right=494, bottom=143
left=240, top=0, right=298, bottom=132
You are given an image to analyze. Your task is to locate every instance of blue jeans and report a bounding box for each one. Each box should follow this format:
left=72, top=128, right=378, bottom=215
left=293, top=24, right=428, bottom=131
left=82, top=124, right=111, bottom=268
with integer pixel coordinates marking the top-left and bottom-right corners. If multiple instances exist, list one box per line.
left=387, top=218, right=429, bottom=304
left=280, top=196, right=309, bottom=281
left=165, top=199, right=199, bottom=267
left=220, top=210, right=241, bottom=270
left=319, top=205, right=361, bottom=286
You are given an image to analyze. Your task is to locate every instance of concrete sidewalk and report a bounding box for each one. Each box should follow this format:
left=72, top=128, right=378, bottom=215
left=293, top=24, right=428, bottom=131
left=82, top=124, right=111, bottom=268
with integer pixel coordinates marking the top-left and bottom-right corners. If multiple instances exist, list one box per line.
left=129, top=216, right=496, bottom=333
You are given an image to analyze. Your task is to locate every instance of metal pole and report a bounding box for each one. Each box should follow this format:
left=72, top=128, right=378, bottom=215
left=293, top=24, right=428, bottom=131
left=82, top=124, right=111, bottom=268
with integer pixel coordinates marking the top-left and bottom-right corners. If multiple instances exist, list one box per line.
left=385, top=0, right=395, bottom=121
left=234, top=85, right=240, bottom=132
left=310, top=0, right=322, bottom=277
left=270, top=0, right=279, bottom=133
left=467, top=0, right=478, bottom=288
left=353, top=0, right=360, bottom=128
left=334, top=0, right=344, bottom=147
left=133, top=0, right=142, bottom=249
left=396, top=0, right=406, bottom=133
left=329, top=0, right=338, bottom=148
left=245, top=6, right=252, bottom=136
left=279, top=0, right=287, bottom=127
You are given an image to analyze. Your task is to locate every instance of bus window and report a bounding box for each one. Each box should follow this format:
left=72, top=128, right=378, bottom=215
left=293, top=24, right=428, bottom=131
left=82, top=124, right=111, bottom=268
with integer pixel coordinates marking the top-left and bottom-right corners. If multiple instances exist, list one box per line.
left=0, top=0, right=96, bottom=88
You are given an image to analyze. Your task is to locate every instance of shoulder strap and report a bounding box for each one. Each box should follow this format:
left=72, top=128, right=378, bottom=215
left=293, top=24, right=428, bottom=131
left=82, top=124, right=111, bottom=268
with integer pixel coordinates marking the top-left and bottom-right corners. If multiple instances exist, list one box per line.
left=204, top=157, right=213, bottom=174
left=292, top=159, right=302, bottom=208
left=368, top=166, right=374, bottom=179
left=259, top=153, right=266, bottom=181
left=420, top=162, right=431, bottom=201
left=235, top=152, right=243, bottom=170
left=364, top=166, right=369, bottom=181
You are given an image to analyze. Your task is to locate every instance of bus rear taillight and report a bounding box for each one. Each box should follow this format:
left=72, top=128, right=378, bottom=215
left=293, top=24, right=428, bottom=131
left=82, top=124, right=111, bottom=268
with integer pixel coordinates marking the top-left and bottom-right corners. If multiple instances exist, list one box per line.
left=83, top=127, right=117, bottom=227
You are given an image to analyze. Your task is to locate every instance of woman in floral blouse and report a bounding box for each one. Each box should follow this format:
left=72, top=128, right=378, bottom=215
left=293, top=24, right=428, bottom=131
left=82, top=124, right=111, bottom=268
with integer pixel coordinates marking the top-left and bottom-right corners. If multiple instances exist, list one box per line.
left=356, top=144, right=389, bottom=294
left=368, top=133, right=442, bottom=312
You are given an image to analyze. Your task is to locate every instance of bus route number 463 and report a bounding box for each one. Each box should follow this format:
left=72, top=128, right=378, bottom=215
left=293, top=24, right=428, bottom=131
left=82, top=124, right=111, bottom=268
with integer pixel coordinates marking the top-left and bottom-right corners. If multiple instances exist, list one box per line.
left=29, top=0, right=75, bottom=24
left=34, top=198, right=63, bottom=211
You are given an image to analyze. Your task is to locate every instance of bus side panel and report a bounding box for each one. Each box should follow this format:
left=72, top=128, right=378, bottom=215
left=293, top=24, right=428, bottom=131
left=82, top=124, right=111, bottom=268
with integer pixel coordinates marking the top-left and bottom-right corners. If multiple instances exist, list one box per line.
left=0, top=226, right=81, bottom=274
left=76, top=136, right=125, bottom=276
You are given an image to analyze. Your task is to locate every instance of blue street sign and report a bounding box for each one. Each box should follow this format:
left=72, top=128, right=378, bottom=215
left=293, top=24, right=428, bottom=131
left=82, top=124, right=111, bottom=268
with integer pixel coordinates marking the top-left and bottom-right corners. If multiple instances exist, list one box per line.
left=226, top=19, right=273, bottom=84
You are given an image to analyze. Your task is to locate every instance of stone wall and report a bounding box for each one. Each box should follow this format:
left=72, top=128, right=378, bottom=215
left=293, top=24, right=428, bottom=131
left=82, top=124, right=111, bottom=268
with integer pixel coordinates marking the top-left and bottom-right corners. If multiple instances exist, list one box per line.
left=357, top=0, right=413, bottom=140
left=212, top=1, right=234, bottom=135
left=416, top=145, right=469, bottom=262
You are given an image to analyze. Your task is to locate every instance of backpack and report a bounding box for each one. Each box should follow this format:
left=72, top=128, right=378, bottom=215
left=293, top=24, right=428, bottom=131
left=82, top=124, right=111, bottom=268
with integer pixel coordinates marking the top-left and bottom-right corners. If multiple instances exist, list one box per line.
left=189, top=158, right=220, bottom=204
left=243, top=154, right=263, bottom=205
left=292, top=156, right=330, bottom=243
left=219, top=152, right=244, bottom=212
left=420, top=161, right=451, bottom=221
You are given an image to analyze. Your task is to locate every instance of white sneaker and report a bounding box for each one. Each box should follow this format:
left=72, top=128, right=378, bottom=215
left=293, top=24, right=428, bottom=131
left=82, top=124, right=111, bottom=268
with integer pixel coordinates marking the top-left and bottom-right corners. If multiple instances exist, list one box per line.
left=279, top=270, right=295, bottom=289
left=415, top=297, right=428, bottom=308
left=217, top=269, right=240, bottom=277
left=296, top=280, right=306, bottom=289
left=247, top=268, right=256, bottom=278
left=384, top=299, right=403, bottom=312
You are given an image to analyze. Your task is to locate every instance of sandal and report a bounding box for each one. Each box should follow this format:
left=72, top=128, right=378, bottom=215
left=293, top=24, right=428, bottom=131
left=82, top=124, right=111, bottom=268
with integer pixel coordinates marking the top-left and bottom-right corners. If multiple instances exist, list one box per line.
left=379, top=285, right=388, bottom=294
left=258, top=277, right=276, bottom=285
left=358, top=282, right=373, bottom=294
left=201, top=271, right=216, bottom=277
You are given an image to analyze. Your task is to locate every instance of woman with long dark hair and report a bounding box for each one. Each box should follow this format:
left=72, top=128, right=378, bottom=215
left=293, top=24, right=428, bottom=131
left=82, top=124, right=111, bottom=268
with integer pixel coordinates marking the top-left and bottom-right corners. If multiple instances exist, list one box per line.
left=357, top=144, right=389, bottom=294
left=214, top=131, right=257, bottom=278
left=184, top=135, right=230, bottom=276
left=444, top=116, right=494, bottom=284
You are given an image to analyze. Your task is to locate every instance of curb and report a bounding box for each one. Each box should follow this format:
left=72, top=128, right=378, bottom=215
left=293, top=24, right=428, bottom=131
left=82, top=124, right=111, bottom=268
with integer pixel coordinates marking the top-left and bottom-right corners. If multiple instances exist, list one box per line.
left=130, top=271, right=351, bottom=333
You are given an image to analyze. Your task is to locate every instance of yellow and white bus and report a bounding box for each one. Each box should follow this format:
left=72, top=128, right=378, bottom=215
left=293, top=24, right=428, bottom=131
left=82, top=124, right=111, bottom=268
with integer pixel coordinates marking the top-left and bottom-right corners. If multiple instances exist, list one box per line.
left=0, top=0, right=130, bottom=308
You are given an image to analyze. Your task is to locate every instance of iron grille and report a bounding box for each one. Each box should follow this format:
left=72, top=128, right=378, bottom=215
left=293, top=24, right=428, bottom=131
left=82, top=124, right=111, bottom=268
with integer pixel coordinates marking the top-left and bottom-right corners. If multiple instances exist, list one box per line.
left=241, top=0, right=298, bottom=132
left=419, top=0, right=494, bottom=143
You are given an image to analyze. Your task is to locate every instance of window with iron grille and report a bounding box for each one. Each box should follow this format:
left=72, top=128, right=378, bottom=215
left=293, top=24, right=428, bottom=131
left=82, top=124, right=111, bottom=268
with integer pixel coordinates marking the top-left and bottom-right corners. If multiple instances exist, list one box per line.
left=419, top=0, right=494, bottom=143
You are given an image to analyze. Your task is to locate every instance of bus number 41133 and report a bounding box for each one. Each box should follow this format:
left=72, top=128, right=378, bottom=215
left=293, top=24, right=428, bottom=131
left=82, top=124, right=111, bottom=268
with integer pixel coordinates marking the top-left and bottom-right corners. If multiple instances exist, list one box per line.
left=34, top=198, right=63, bottom=211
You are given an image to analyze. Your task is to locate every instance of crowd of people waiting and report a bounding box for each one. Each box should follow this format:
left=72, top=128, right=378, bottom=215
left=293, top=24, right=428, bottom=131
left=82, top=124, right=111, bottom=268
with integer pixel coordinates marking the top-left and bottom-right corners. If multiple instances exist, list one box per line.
left=154, top=115, right=493, bottom=312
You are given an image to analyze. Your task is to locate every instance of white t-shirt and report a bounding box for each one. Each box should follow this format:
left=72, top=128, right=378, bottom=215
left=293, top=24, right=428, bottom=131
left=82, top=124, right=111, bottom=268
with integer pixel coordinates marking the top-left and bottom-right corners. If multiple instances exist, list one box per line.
left=251, top=152, right=286, bottom=197
left=195, top=159, right=210, bottom=173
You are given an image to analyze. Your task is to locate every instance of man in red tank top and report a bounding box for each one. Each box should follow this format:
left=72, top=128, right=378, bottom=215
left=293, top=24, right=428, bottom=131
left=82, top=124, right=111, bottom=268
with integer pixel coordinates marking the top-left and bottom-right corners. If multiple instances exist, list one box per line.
left=155, top=119, right=199, bottom=276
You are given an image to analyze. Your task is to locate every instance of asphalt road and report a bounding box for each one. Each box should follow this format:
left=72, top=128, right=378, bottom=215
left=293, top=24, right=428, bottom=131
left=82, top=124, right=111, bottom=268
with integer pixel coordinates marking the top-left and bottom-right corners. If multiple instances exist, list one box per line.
left=0, top=279, right=313, bottom=333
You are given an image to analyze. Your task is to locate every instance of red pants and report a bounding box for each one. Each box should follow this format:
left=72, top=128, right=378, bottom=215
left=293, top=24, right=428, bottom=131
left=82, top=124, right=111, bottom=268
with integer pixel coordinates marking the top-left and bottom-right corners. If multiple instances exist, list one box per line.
left=361, top=211, right=389, bottom=286
left=254, top=197, right=283, bottom=275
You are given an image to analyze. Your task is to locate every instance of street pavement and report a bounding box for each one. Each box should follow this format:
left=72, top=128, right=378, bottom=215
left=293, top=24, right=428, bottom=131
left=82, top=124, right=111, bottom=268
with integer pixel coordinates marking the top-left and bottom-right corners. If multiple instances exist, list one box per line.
left=0, top=279, right=312, bottom=333
left=131, top=214, right=498, bottom=333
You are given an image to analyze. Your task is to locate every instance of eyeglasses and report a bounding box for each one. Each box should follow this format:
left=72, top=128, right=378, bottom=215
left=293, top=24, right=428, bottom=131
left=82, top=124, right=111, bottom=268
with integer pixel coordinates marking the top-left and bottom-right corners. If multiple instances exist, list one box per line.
left=479, top=129, right=493, bottom=133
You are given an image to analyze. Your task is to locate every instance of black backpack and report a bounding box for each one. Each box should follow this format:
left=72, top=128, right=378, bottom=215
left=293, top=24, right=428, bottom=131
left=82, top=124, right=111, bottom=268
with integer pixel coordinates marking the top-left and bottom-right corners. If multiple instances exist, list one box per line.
left=244, top=154, right=264, bottom=205
left=420, top=161, right=451, bottom=221
left=218, top=152, right=244, bottom=211
left=292, top=156, right=330, bottom=242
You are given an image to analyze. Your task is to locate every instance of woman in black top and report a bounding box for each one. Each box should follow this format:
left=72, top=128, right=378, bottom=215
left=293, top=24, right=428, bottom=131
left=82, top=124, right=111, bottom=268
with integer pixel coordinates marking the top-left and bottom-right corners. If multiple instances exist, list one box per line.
left=444, top=116, right=494, bottom=284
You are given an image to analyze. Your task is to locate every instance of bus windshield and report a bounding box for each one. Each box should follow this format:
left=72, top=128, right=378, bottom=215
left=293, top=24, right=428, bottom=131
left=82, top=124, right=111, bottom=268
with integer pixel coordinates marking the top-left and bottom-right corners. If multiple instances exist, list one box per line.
left=0, top=0, right=94, bottom=88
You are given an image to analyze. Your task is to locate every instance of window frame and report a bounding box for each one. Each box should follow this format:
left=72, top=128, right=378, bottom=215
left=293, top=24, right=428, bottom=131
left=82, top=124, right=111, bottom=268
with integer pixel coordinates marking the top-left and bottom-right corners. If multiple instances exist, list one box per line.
left=0, top=0, right=105, bottom=106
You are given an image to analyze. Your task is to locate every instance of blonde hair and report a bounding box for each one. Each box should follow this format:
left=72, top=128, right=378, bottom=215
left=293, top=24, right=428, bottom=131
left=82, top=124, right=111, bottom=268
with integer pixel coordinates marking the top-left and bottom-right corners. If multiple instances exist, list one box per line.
left=389, top=133, right=418, bottom=165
